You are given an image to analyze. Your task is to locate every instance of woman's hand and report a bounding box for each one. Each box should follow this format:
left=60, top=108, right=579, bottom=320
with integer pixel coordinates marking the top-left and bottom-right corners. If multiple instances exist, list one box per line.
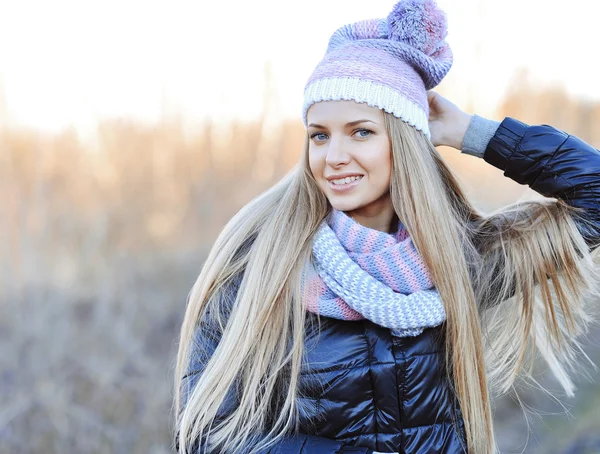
left=427, top=91, right=472, bottom=149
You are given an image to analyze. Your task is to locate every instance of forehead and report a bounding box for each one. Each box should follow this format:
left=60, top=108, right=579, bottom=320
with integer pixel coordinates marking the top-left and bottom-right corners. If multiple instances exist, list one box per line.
left=306, top=100, right=384, bottom=125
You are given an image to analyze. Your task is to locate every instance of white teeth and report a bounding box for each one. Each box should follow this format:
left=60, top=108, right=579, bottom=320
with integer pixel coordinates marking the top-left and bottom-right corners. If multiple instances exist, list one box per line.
left=331, top=176, right=362, bottom=185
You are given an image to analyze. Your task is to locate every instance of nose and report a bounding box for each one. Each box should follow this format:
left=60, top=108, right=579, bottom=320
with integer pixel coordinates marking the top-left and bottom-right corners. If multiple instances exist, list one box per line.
left=325, top=137, right=350, bottom=167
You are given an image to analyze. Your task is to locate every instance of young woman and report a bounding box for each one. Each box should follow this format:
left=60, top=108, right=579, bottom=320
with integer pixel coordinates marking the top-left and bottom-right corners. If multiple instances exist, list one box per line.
left=174, top=1, right=600, bottom=453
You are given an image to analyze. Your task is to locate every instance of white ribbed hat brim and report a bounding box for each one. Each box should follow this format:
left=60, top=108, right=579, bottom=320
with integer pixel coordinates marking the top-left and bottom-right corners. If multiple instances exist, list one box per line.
left=303, top=77, right=430, bottom=138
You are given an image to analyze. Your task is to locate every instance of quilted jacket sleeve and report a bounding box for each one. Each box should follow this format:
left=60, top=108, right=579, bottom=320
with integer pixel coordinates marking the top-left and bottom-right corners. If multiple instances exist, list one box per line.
left=177, top=288, right=373, bottom=454
left=483, top=117, right=600, bottom=250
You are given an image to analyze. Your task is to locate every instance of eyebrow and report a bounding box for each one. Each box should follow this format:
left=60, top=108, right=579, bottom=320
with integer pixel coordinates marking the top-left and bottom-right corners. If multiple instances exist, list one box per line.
left=307, top=119, right=376, bottom=128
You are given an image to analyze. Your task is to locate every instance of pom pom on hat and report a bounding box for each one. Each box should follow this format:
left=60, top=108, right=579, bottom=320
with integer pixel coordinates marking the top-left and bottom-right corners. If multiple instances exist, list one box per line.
left=387, top=0, right=448, bottom=56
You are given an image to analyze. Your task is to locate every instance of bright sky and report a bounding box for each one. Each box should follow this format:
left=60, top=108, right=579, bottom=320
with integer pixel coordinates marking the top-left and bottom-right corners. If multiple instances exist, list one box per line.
left=1, top=0, right=599, bottom=135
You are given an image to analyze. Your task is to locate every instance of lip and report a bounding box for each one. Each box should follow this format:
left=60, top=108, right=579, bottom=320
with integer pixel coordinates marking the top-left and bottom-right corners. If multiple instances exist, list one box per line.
left=326, top=175, right=364, bottom=193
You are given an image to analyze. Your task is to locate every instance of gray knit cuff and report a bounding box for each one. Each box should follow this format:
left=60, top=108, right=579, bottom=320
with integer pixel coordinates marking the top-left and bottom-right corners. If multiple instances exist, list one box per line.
left=461, top=114, right=501, bottom=158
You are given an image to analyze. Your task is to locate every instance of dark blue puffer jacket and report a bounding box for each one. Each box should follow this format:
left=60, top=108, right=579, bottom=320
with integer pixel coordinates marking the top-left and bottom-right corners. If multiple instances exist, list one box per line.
left=179, top=118, right=600, bottom=453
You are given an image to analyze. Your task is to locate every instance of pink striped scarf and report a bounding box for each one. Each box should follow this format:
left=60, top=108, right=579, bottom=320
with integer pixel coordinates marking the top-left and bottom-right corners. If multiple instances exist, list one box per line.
left=303, top=209, right=439, bottom=327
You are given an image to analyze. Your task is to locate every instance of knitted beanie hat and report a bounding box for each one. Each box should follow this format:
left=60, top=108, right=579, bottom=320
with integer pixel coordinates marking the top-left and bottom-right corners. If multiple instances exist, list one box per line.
left=302, top=0, right=452, bottom=138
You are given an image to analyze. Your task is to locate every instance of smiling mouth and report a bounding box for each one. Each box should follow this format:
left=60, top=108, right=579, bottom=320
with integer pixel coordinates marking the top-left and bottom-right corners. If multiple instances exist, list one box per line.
left=329, top=175, right=363, bottom=185
left=327, top=175, right=363, bottom=191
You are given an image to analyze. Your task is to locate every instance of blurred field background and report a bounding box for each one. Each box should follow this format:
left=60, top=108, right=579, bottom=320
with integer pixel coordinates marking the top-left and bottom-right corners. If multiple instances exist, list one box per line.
left=2, top=0, right=600, bottom=453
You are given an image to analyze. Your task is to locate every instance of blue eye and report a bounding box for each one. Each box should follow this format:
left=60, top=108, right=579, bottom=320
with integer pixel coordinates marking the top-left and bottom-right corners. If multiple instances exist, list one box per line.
left=355, top=129, right=373, bottom=138
left=310, top=132, right=329, bottom=142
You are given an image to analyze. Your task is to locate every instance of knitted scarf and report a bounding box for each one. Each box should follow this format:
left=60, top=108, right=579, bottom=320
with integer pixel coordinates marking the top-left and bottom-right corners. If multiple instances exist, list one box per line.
left=304, top=210, right=446, bottom=337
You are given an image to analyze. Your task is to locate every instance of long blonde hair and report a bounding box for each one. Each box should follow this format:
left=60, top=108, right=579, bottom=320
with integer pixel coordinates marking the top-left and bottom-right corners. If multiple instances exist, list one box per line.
left=174, top=113, right=600, bottom=453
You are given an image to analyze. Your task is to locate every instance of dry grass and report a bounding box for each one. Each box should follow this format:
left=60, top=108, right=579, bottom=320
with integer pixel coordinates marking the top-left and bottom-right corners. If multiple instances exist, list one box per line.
left=1, top=77, right=599, bottom=453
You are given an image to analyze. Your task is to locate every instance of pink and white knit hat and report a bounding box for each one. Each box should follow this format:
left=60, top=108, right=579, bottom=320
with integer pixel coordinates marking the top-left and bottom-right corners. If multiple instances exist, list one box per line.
left=302, top=0, right=453, bottom=138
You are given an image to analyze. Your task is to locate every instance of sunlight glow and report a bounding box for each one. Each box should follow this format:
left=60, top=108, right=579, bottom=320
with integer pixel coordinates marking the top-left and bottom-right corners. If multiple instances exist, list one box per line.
left=0, top=0, right=598, bottom=133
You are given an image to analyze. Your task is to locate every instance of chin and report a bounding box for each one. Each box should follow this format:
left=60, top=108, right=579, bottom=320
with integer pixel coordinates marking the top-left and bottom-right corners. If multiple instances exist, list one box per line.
left=328, top=196, right=364, bottom=213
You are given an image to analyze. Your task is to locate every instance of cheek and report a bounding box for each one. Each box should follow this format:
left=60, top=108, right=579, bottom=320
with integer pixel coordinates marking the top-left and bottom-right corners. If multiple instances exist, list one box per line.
left=381, top=146, right=392, bottom=184
left=308, top=152, right=323, bottom=177
left=382, top=157, right=392, bottom=185
left=366, top=146, right=392, bottom=184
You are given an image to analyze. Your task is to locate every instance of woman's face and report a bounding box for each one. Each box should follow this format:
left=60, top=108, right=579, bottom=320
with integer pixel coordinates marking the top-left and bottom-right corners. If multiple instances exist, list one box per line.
left=307, top=100, right=392, bottom=217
